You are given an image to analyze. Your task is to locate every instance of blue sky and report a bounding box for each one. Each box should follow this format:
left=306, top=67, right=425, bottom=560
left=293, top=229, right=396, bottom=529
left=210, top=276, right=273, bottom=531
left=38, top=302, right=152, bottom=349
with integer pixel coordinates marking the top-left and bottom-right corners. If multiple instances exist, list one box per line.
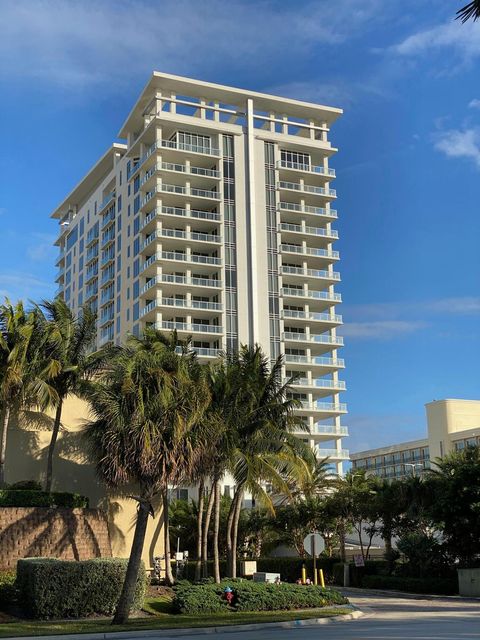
left=1, top=0, right=480, bottom=451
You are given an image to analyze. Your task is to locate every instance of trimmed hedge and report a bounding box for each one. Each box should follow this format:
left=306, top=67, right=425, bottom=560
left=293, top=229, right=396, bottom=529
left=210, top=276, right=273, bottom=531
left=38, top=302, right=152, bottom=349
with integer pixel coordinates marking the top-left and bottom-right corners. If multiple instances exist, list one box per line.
left=0, top=490, right=89, bottom=508
left=0, top=571, right=17, bottom=609
left=172, top=580, right=348, bottom=614
left=362, top=574, right=458, bottom=595
left=16, top=558, right=146, bottom=619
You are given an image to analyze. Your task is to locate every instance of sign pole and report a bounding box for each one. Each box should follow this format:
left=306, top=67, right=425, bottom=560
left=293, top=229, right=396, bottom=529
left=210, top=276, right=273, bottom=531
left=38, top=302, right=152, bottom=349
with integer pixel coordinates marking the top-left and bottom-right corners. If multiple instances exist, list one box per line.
left=312, top=534, right=317, bottom=585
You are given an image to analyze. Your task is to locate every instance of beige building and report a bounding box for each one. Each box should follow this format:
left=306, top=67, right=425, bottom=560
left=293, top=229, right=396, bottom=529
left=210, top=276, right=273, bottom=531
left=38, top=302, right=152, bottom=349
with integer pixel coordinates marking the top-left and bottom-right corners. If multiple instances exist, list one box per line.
left=51, top=72, right=348, bottom=474
left=5, top=396, right=164, bottom=565
left=351, top=398, right=480, bottom=479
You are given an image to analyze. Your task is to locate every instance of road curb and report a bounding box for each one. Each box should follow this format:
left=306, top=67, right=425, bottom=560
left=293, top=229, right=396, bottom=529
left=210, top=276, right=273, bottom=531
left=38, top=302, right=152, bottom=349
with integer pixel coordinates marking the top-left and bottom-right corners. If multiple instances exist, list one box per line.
left=3, top=609, right=365, bottom=640
left=341, top=586, right=480, bottom=602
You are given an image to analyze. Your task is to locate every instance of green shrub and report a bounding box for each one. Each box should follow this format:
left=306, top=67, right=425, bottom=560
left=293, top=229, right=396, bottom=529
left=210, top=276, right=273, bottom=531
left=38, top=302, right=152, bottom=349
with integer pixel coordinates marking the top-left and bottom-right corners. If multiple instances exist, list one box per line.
left=16, top=557, right=146, bottom=619
left=0, top=571, right=17, bottom=610
left=333, top=561, right=390, bottom=587
left=361, top=574, right=458, bottom=595
left=256, top=556, right=340, bottom=583
left=172, top=580, right=347, bottom=614
left=0, top=490, right=88, bottom=508
left=9, top=480, right=42, bottom=490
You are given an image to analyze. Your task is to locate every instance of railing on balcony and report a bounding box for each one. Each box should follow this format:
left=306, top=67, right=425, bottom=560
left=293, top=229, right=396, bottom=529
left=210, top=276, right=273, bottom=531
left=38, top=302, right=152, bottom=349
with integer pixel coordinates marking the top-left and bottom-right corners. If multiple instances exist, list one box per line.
left=278, top=202, right=337, bottom=218
left=284, top=354, right=345, bottom=367
left=279, top=223, right=339, bottom=239
left=141, top=252, right=221, bottom=272
left=298, top=402, right=347, bottom=412
left=99, top=191, right=115, bottom=212
left=281, top=309, right=342, bottom=323
left=285, top=378, right=346, bottom=390
left=128, top=139, right=221, bottom=179
left=283, top=332, right=344, bottom=346
left=278, top=181, right=336, bottom=197
left=281, top=288, right=341, bottom=302
left=141, top=274, right=222, bottom=294
left=155, top=321, right=223, bottom=334
left=280, top=244, right=340, bottom=259
left=277, top=160, right=335, bottom=177
left=141, top=229, right=221, bottom=250
left=281, top=266, right=340, bottom=280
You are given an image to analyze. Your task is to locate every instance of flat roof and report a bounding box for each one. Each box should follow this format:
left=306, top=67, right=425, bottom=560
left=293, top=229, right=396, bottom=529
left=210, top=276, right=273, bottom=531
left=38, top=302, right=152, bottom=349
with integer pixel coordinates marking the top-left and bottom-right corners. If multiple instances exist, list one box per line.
left=51, top=143, right=127, bottom=219
left=118, top=71, right=343, bottom=138
left=425, top=398, right=480, bottom=407
left=350, top=437, right=429, bottom=460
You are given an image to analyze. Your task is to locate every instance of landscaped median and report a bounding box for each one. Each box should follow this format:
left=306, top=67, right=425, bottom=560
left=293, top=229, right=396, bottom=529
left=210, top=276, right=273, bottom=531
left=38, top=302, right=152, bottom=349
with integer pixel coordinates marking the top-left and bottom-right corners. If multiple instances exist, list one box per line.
left=0, top=563, right=354, bottom=637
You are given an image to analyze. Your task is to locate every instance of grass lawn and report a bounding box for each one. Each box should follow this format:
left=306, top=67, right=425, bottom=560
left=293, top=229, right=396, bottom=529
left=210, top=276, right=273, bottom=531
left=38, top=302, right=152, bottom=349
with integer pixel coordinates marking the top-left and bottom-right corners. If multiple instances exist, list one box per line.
left=0, top=595, right=353, bottom=638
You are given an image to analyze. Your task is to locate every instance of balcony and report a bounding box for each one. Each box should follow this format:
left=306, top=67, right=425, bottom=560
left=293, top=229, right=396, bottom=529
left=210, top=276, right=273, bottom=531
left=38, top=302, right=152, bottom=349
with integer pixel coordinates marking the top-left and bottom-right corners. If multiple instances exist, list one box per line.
left=55, top=267, right=65, bottom=282
left=317, top=448, right=350, bottom=460
left=155, top=321, right=223, bottom=335
left=55, top=249, right=65, bottom=265
left=285, top=377, right=346, bottom=392
left=278, top=202, right=337, bottom=220
left=128, top=139, right=221, bottom=178
left=85, top=265, right=98, bottom=283
left=284, top=354, right=345, bottom=373
left=86, top=227, right=99, bottom=247
left=281, top=309, right=342, bottom=326
left=296, top=402, right=347, bottom=414
left=86, top=247, right=99, bottom=265
left=278, top=181, right=336, bottom=198
left=280, top=244, right=340, bottom=263
left=141, top=274, right=222, bottom=294
left=283, top=332, right=344, bottom=348
left=277, top=160, right=335, bottom=178
left=140, top=162, right=221, bottom=189
left=314, top=425, right=349, bottom=437
left=280, top=266, right=340, bottom=283
left=281, top=288, right=341, bottom=304
left=141, top=206, right=221, bottom=232
left=141, top=184, right=221, bottom=209
left=101, top=207, right=116, bottom=230
left=141, top=297, right=222, bottom=319
left=141, top=251, right=221, bottom=275
left=100, top=269, right=115, bottom=287
left=279, top=222, right=338, bottom=241
left=99, top=191, right=115, bottom=213
left=101, top=227, right=115, bottom=249
left=85, top=284, right=98, bottom=301
left=141, top=229, right=221, bottom=251
left=101, top=251, right=115, bottom=267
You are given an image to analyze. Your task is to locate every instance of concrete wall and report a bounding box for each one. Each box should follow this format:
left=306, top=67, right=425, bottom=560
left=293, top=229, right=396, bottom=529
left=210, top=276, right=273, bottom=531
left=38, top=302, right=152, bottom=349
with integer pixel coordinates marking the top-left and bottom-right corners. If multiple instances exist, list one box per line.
left=4, top=396, right=165, bottom=567
left=0, top=507, right=111, bottom=570
left=426, top=399, right=480, bottom=460
left=458, top=569, right=480, bottom=597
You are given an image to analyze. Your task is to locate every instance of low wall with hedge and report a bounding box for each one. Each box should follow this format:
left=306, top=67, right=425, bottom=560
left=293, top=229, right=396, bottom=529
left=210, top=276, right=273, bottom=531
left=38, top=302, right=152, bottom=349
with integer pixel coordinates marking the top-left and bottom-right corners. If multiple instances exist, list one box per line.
left=17, top=557, right=146, bottom=618
left=0, top=507, right=111, bottom=569
left=173, top=581, right=348, bottom=614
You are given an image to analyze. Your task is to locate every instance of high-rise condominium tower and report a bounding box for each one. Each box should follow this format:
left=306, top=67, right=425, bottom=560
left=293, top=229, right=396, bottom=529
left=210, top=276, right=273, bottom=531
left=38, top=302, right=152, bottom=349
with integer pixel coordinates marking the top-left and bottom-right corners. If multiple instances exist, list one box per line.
left=52, top=73, right=348, bottom=473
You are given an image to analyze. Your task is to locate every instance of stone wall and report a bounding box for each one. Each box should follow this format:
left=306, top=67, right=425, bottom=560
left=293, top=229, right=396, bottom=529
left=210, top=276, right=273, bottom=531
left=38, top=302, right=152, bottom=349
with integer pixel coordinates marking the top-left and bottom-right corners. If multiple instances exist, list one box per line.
left=0, top=507, right=112, bottom=570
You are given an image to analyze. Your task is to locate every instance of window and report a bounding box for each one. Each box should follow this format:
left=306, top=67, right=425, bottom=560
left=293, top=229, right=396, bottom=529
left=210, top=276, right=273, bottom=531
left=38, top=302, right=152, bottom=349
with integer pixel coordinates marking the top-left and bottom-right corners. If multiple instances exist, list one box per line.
left=281, top=149, right=310, bottom=169
left=176, top=131, right=211, bottom=152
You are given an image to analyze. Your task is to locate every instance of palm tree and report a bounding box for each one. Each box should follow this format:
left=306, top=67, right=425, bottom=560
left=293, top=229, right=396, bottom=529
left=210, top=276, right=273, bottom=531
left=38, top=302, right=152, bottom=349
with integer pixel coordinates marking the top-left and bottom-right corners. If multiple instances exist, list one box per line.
left=0, top=301, right=56, bottom=486
left=38, top=299, right=99, bottom=492
left=457, top=1, right=480, bottom=22
left=83, top=330, right=209, bottom=623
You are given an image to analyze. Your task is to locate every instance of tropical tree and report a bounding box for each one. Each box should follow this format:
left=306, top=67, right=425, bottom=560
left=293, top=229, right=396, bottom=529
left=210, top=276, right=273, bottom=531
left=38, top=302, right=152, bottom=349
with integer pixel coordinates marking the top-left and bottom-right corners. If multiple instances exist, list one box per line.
left=457, top=1, right=480, bottom=22
left=38, top=299, right=99, bottom=492
left=83, top=330, right=209, bottom=623
left=0, top=301, right=57, bottom=486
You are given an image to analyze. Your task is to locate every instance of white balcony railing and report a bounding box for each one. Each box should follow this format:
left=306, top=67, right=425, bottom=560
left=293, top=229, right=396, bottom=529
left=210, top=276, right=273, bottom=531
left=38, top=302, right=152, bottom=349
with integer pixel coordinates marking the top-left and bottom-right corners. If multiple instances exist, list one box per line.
left=281, top=310, right=342, bottom=323
left=284, top=354, right=345, bottom=367
left=141, top=206, right=220, bottom=230
left=278, top=202, right=337, bottom=218
left=278, top=181, right=336, bottom=197
left=281, top=266, right=340, bottom=281
left=277, top=160, right=335, bottom=177
left=283, top=332, right=344, bottom=346
left=141, top=252, right=221, bottom=272
left=280, top=244, right=340, bottom=259
left=141, top=274, right=222, bottom=294
left=155, top=321, right=223, bottom=334
left=128, top=139, right=221, bottom=178
left=281, top=288, right=341, bottom=302
left=317, top=448, right=350, bottom=459
left=279, top=223, right=339, bottom=239
left=141, top=229, right=221, bottom=250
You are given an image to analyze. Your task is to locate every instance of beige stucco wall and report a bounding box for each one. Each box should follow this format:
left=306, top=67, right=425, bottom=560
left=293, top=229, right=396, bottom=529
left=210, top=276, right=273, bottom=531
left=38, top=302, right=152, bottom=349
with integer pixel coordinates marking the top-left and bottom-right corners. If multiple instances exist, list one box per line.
left=4, top=395, right=164, bottom=567
left=425, top=399, right=480, bottom=461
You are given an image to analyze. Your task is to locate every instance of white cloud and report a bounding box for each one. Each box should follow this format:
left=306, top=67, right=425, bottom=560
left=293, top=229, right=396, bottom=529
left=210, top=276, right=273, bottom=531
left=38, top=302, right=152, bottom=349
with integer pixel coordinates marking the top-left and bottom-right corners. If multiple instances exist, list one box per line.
left=432, top=127, right=480, bottom=169
left=388, top=19, right=480, bottom=65
left=0, top=273, right=55, bottom=303
left=341, top=320, right=427, bottom=340
left=0, top=0, right=383, bottom=90
left=468, top=98, right=480, bottom=109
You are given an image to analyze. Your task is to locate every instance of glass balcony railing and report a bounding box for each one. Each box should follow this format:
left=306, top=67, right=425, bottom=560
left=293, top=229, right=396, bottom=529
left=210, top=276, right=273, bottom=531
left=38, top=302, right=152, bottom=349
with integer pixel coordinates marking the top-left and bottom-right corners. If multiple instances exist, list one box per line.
left=155, top=321, right=223, bottom=334
left=281, top=266, right=340, bottom=280
left=141, top=206, right=220, bottom=230
left=141, top=252, right=221, bottom=272
left=281, top=288, right=341, bottom=302
left=141, top=298, right=223, bottom=317
left=278, top=202, right=337, bottom=218
left=279, top=223, right=338, bottom=239
left=285, top=378, right=346, bottom=390
left=99, top=191, right=115, bottom=212
left=298, top=402, right=347, bottom=412
left=317, top=448, right=350, bottom=459
left=277, top=160, right=336, bottom=177
left=129, top=139, right=221, bottom=179
left=278, top=181, right=336, bottom=197
left=284, top=354, right=345, bottom=367
left=280, top=244, right=340, bottom=259
left=281, top=309, right=342, bottom=323
left=283, top=332, right=344, bottom=346
left=141, top=229, right=221, bottom=250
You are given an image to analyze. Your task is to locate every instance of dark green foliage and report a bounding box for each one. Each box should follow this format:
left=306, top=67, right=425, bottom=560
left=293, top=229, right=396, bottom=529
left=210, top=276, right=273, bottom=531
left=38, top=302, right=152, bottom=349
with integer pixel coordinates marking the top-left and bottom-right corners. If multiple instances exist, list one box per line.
left=16, top=558, right=146, bottom=619
left=256, top=557, right=340, bottom=583
left=172, top=580, right=347, bottom=614
left=396, top=532, right=450, bottom=576
left=361, top=574, right=458, bottom=595
left=9, top=480, right=42, bottom=490
left=0, top=571, right=17, bottom=609
left=333, top=561, right=390, bottom=587
left=0, top=490, right=88, bottom=508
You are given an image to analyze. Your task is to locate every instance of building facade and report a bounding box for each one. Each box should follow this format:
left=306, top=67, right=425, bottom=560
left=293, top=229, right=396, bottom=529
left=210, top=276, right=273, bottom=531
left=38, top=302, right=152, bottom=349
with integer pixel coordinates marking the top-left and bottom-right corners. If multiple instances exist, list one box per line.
left=51, top=72, right=348, bottom=473
left=351, top=398, right=480, bottom=480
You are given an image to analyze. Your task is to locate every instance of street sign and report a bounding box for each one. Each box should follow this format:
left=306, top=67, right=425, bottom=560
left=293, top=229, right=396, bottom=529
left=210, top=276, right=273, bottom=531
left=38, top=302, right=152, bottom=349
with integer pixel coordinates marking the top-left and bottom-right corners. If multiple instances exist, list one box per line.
left=353, top=554, right=365, bottom=567
left=303, top=533, right=325, bottom=557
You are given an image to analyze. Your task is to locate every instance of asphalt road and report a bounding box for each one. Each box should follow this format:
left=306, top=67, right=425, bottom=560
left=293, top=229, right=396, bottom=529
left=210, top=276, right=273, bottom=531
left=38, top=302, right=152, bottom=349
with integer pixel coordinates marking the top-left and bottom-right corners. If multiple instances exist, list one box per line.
left=155, top=589, right=480, bottom=640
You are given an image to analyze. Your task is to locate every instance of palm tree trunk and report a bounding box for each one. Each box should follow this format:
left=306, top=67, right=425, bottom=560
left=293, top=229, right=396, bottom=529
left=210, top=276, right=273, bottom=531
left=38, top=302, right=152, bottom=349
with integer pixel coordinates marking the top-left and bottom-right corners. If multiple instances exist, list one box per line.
left=45, top=400, right=63, bottom=492
left=213, top=479, right=221, bottom=584
left=0, top=407, right=10, bottom=488
left=112, top=497, right=151, bottom=624
left=339, top=521, right=346, bottom=563
left=201, top=484, right=215, bottom=578
left=162, top=489, right=175, bottom=586
left=231, top=487, right=244, bottom=578
left=195, top=478, right=205, bottom=582
left=225, top=491, right=239, bottom=577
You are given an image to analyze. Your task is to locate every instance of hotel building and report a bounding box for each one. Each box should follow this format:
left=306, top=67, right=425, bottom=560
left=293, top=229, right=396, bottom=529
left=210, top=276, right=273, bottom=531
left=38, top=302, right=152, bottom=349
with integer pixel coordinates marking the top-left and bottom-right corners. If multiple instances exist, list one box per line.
left=51, top=72, right=348, bottom=473
left=351, top=399, right=480, bottom=480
